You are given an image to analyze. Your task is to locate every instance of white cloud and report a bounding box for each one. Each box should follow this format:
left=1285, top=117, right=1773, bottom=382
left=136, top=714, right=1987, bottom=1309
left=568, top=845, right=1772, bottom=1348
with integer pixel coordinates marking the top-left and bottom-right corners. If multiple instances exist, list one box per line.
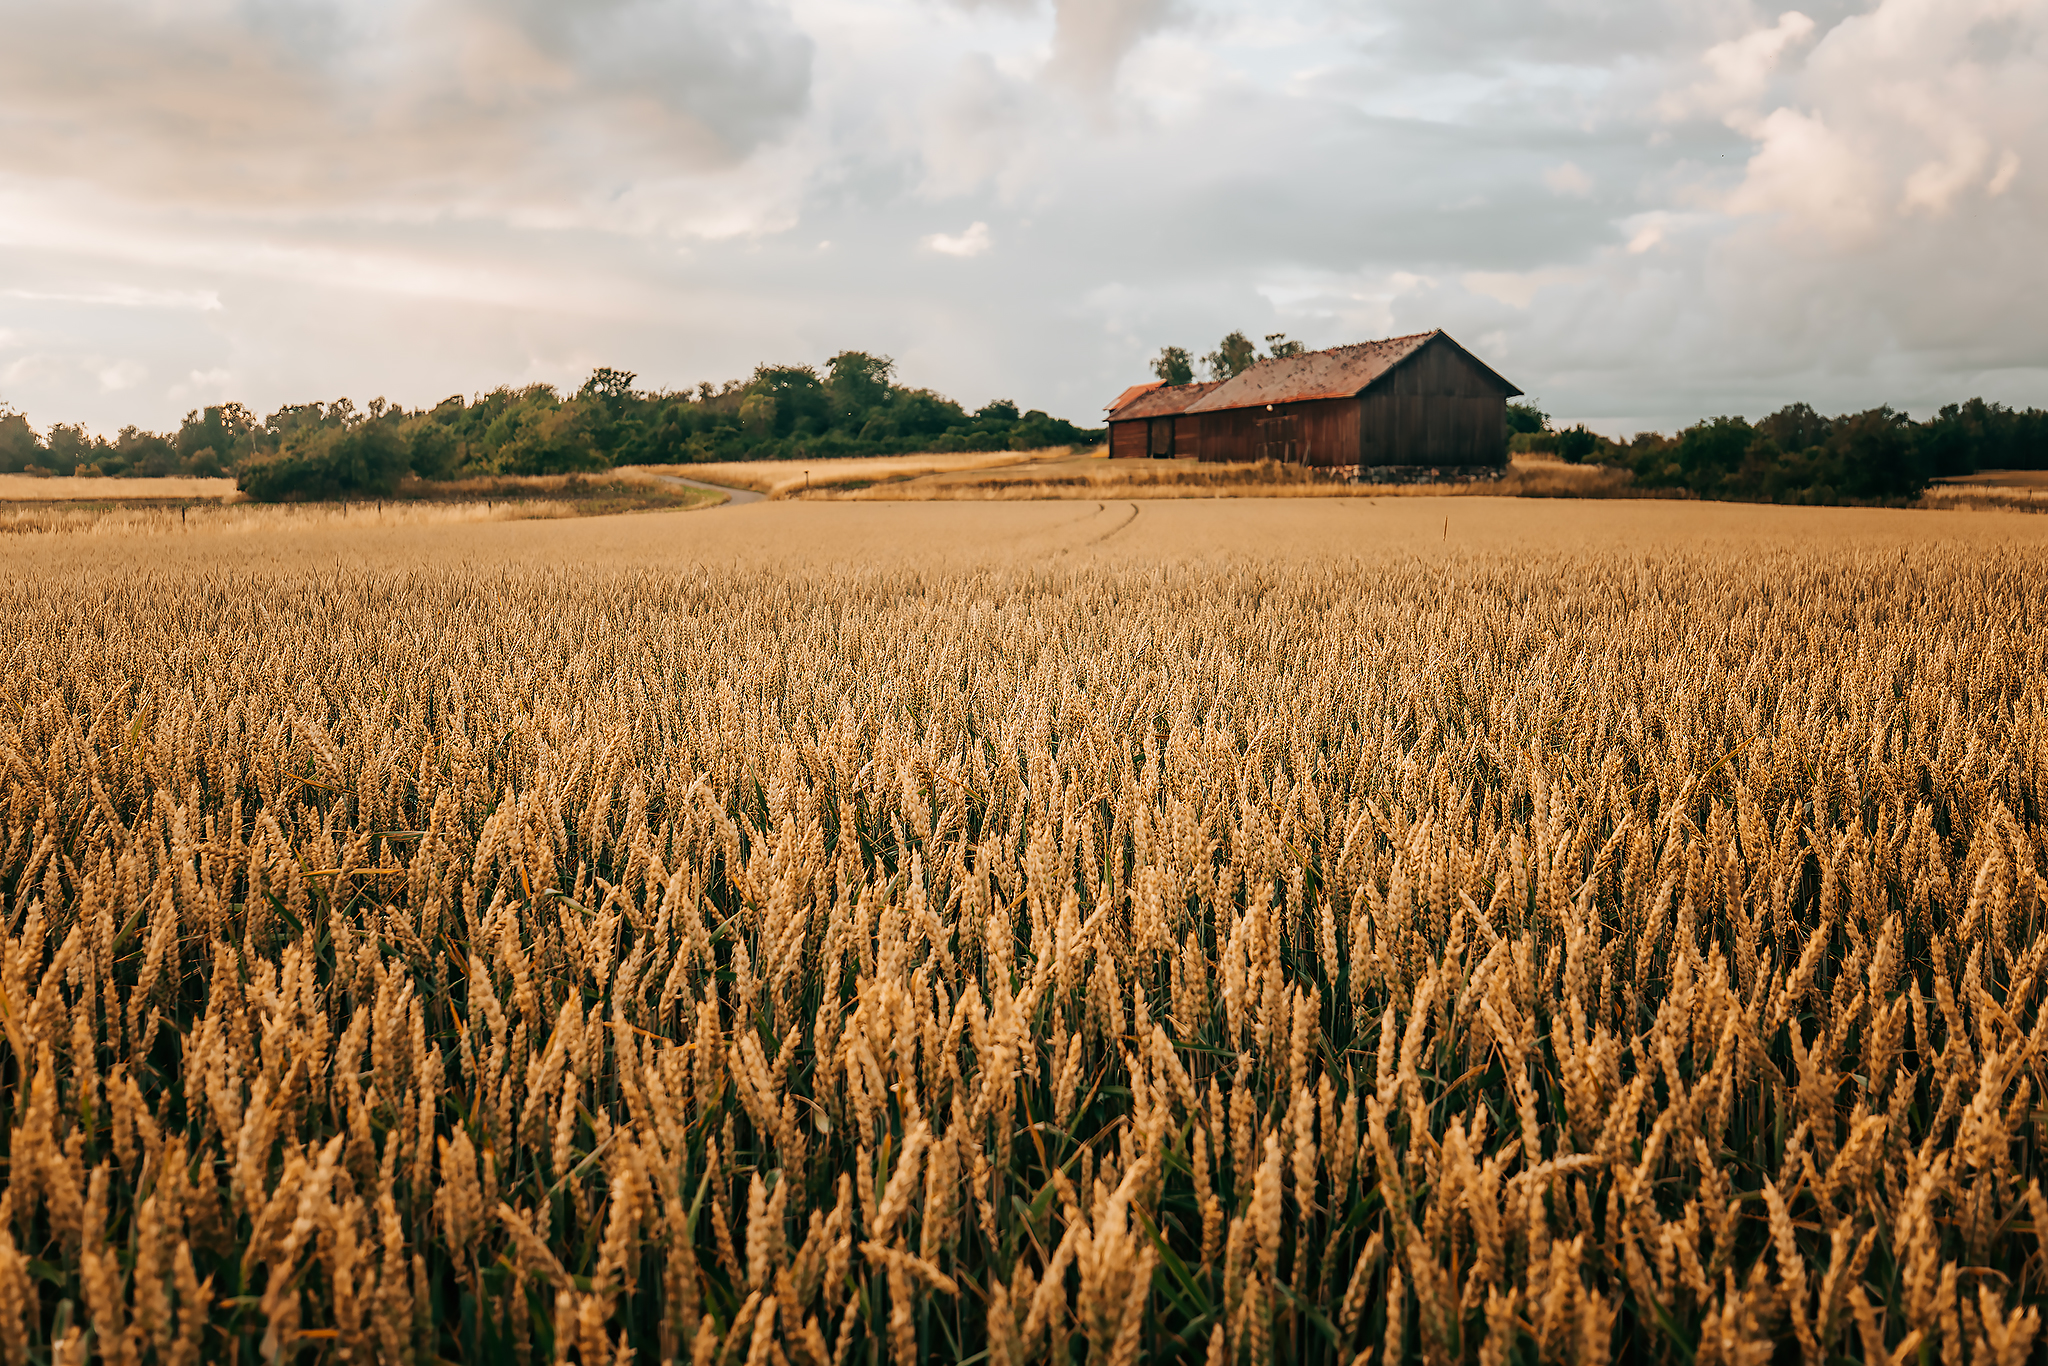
left=1988, top=150, right=2021, bottom=196
left=1625, top=216, right=1668, bottom=254
left=168, top=367, right=234, bottom=404
left=1713, top=0, right=2046, bottom=248
left=1724, top=107, right=1886, bottom=243
left=922, top=222, right=993, bottom=258
left=1461, top=268, right=1589, bottom=309
left=96, top=361, right=145, bottom=392
left=2, top=286, right=221, bottom=311
left=1655, top=11, right=1817, bottom=128
left=1543, top=163, right=1593, bottom=197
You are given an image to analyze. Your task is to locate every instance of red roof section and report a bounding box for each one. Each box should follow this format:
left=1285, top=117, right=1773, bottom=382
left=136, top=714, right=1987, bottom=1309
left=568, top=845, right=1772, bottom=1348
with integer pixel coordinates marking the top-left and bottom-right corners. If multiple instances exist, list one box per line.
left=1105, top=382, right=1162, bottom=414
left=1106, top=380, right=1225, bottom=421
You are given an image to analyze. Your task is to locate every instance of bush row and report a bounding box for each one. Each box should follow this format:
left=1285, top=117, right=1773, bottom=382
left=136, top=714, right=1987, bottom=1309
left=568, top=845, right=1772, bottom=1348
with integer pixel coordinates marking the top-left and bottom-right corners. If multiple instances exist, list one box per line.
left=1507, top=397, right=2048, bottom=504
left=0, top=353, right=1103, bottom=501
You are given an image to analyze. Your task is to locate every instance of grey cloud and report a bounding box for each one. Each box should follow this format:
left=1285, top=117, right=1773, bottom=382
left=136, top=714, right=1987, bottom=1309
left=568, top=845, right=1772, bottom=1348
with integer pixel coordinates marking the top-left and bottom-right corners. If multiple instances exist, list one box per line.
left=930, top=0, right=1178, bottom=89
left=484, top=0, right=813, bottom=150
left=0, top=0, right=812, bottom=217
left=1365, top=0, right=1867, bottom=69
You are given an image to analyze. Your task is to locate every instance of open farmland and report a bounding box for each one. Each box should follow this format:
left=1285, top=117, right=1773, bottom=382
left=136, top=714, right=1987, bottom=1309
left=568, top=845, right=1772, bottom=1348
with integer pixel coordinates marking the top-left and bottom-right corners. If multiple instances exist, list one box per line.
left=2, top=499, right=2047, bottom=1365
left=642, top=451, right=1640, bottom=503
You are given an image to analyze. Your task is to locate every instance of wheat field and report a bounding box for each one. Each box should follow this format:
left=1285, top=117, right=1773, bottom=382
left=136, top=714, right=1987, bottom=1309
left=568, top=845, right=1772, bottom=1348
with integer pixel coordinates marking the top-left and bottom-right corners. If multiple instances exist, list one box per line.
left=2, top=498, right=2046, bottom=1365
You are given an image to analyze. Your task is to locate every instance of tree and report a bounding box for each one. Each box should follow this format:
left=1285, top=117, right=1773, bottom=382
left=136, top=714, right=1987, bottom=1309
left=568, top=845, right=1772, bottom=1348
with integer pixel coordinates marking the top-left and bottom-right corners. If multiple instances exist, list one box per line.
left=1506, top=400, right=1549, bottom=436
left=238, top=419, right=409, bottom=501
left=1554, top=424, right=1600, bottom=464
left=1265, top=333, right=1305, bottom=359
left=1150, top=347, right=1194, bottom=387
left=408, top=423, right=462, bottom=480
left=1755, top=402, right=1829, bottom=454
left=45, top=424, right=104, bottom=474
left=115, top=425, right=179, bottom=477
left=176, top=403, right=256, bottom=475
left=580, top=367, right=637, bottom=413
left=748, top=364, right=828, bottom=436
left=0, top=406, right=41, bottom=472
left=1827, top=406, right=1927, bottom=501
left=740, top=394, right=778, bottom=437
left=1203, top=331, right=1257, bottom=381
left=501, top=403, right=607, bottom=475
left=1673, top=415, right=1755, bottom=492
left=976, top=399, right=1019, bottom=423
left=827, top=351, right=896, bottom=421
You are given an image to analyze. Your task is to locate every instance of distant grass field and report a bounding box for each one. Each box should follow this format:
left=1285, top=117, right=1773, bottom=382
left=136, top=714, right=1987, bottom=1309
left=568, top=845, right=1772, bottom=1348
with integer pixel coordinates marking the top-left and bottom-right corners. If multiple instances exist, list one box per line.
left=630, top=450, right=1054, bottom=497
left=1931, top=469, right=2048, bottom=488
left=639, top=450, right=1643, bottom=503
left=2, top=498, right=2047, bottom=1365
left=0, top=473, right=240, bottom=501
left=0, top=472, right=718, bottom=535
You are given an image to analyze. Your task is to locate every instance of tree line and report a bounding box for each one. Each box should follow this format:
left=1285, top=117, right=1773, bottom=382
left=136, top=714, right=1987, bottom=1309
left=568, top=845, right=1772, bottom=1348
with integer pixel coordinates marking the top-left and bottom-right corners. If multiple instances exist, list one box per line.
left=1149, top=330, right=1304, bottom=386
left=0, top=351, right=1102, bottom=500
left=1510, top=397, right=2048, bottom=503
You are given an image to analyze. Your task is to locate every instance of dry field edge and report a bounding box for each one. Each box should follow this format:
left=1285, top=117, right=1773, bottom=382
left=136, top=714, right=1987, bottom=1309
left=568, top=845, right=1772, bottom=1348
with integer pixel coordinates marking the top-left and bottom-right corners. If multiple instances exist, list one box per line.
left=0, top=500, right=2045, bottom=1364
left=0, top=472, right=720, bottom=536
left=637, top=451, right=1643, bottom=503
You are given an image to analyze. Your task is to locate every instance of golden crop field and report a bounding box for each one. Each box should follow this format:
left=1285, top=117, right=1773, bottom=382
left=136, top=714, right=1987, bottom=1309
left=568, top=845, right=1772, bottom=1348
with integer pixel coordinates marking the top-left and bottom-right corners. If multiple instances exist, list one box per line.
left=2, top=498, right=2046, bottom=1366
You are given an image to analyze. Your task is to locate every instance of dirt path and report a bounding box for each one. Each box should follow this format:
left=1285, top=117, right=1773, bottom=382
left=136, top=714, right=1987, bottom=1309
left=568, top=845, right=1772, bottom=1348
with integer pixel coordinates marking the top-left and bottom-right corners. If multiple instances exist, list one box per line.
left=645, top=473, right=764, bottom=506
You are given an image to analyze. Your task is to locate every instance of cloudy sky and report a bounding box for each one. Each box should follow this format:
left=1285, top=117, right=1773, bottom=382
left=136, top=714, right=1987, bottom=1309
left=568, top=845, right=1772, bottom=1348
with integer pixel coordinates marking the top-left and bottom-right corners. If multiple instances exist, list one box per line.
left=0, top=0, right=2042, bottom=436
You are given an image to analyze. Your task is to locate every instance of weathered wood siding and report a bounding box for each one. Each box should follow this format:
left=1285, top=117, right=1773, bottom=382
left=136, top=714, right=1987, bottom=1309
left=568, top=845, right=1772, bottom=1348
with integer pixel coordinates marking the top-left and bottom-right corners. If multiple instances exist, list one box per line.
left=1109, top=421, right=1148, bottom=459
left=1172, top=416, right=1203, bottom=460
left=1358, top=338, right=1508, bottom=466
left=1197, top=398, right=1360, bottom=465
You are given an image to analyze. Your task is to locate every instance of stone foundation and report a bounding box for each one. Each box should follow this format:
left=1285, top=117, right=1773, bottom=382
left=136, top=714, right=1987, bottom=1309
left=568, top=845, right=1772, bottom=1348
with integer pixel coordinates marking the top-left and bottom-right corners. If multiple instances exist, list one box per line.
left=1350, top=464, right=1508, bottom=485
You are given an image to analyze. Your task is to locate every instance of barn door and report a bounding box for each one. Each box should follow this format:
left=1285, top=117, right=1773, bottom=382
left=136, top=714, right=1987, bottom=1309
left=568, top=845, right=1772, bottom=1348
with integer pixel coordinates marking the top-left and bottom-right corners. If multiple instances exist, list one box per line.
left=1148, top=417, right=1174, bottom=456
left=1255, top=413, right=1300, bottom=462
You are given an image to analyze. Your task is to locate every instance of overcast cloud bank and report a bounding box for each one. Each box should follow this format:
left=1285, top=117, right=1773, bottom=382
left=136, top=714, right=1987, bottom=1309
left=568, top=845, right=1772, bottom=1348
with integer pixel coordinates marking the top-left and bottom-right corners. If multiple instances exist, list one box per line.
left=0, top=0, right=2041, bottom=435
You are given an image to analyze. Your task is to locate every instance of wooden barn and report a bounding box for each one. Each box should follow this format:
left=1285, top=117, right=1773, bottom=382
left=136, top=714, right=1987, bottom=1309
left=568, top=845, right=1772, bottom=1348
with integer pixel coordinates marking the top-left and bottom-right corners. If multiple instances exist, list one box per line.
left=1102, top=379, right=1222, bottom=459
left=1106, top=330, right=1521, bottom=470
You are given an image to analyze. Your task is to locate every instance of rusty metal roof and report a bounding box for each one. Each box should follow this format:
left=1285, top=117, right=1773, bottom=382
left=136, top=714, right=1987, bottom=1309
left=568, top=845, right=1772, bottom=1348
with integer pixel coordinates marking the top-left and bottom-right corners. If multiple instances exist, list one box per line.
left=1106, top=380, right=1225, bottom=421
left=1181, top=330, right=1521, bottom=413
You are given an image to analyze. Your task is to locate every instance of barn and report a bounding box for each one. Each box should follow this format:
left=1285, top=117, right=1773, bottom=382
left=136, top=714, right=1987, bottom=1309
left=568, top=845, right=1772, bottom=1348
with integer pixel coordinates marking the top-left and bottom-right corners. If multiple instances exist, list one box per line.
left=1106, top=330, right=1521, bottom=473
left=1102, top=379, right=1223, bottom=460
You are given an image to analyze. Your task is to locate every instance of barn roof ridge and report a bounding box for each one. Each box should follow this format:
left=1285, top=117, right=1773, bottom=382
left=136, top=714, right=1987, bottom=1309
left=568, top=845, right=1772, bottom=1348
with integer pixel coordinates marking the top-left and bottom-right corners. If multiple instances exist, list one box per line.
left=1178, top=329, right=1520, bottom=413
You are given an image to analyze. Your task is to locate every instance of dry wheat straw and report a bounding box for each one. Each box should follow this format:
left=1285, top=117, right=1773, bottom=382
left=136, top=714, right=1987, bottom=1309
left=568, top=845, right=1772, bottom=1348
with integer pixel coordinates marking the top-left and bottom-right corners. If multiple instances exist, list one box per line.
left=0, top=532, right=2042, bottom=1363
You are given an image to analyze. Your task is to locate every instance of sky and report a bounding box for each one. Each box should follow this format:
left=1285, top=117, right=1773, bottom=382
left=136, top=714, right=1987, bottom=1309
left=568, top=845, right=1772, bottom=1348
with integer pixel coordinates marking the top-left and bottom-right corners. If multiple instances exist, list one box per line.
left=0, top=0, right=2043, bottom=437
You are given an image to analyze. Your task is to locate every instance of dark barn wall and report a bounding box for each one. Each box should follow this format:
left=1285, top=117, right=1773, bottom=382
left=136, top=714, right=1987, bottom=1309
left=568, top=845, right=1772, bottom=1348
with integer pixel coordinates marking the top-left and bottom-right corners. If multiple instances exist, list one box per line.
left=1173, top=416, right=1203, bottom=459
left=1197, top=398, right=1360, bottom=465
left=1109, top=421, right=1148, bottom=459
left=1359, top=339, right=1509, bottom=466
